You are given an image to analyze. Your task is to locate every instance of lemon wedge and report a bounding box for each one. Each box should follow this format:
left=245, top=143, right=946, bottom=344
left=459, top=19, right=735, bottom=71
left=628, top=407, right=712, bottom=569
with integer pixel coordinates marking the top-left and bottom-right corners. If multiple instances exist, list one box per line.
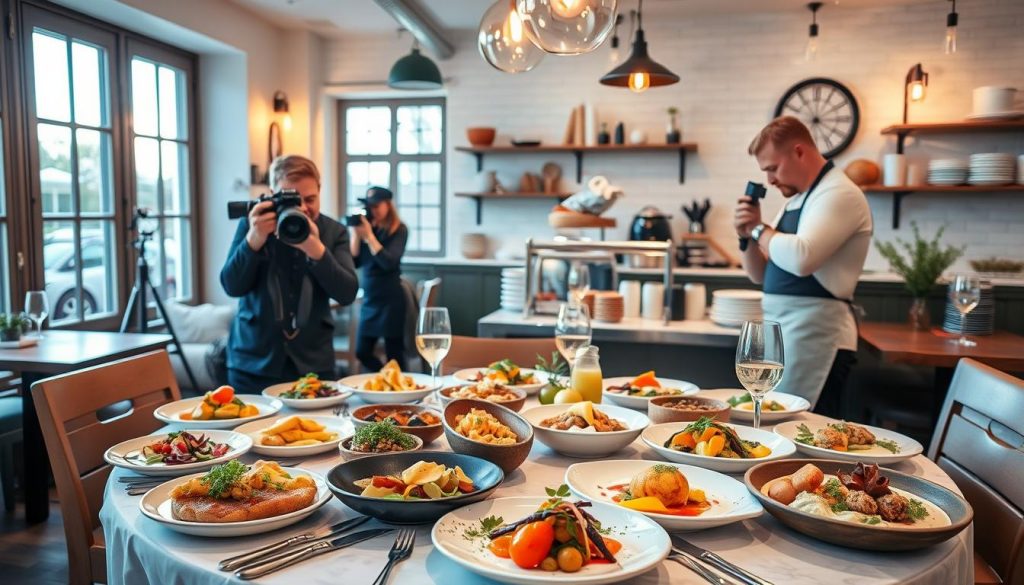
left=566, top=401, right=596, bottom=426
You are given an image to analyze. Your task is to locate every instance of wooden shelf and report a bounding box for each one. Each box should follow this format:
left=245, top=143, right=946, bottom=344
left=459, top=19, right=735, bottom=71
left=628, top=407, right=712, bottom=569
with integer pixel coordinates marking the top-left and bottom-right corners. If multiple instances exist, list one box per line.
left=454, top=192, right=571, bottom=224
left=455, top=142, right=698, bottom=183
left=880, top=120, right=1024, bottom=135
left=862, top=184, right=1024, bottom=229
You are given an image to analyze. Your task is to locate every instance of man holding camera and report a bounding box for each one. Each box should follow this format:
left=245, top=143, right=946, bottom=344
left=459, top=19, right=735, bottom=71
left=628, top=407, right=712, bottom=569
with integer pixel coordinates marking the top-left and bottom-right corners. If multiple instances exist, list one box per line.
left=220, top=155, right=359, bottom=393
left=734, top=117, right=872, bottom=416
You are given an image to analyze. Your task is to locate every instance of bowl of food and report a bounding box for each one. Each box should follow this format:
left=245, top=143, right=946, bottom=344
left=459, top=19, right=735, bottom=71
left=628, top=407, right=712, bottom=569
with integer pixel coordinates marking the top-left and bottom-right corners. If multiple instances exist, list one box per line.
left=698, top=389, right=810, bottom=424
left=642, top=416, right=796, bottom=474
left=451, top=360, right=548, bottom=395
left=648, top=395, right=731, bottom=424
left=350, top=404, right=444, bottom=445
left=154, top=386, right=282, bottom=429
left=438, top=383, right=527, bottom=412
left=442, top=399, right=534, bottom=475
left=520, top=402, right=649, bottom=459
left=235, top=415, right=346, bottom=457
left=602, top=372, right=699, bottom=411
left=339, top=421, right=423, bottom=460
left=466, top=127, right=496, bottom=147
left=745, top=459, right=972, bottom=551
left=326, top=452, right=504, bottom=524
left=340, top=360, right=438, bottom=404
left=262, top=374, right=351, bottom=410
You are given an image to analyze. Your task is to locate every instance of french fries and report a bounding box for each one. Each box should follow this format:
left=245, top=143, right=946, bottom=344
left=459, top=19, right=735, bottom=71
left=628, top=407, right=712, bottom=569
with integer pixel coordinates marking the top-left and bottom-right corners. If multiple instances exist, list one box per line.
left=361, top=360, right=423, bottom=391
left=260, top=416, right=338, bottom=447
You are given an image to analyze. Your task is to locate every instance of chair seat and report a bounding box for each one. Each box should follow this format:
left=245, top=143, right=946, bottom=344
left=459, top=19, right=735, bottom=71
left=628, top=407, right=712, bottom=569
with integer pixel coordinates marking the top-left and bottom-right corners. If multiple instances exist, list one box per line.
left=0, top=396, right=22, bottom=434
left=974, top=551, right=1002, bottom=584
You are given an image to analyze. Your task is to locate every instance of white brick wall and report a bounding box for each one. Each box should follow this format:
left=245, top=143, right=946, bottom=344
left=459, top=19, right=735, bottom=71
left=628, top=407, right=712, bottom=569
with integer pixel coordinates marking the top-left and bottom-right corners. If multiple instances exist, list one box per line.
left=324, top=0, right=1024, bottom=270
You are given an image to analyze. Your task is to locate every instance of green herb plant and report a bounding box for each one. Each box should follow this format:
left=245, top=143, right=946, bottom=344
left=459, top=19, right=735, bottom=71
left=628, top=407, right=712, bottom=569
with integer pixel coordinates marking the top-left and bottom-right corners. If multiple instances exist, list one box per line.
left=352, top=420, right=416, bottom=450
left=0, top=313, right=30, bottom=335
left=874, top=222, right=965, bottom=298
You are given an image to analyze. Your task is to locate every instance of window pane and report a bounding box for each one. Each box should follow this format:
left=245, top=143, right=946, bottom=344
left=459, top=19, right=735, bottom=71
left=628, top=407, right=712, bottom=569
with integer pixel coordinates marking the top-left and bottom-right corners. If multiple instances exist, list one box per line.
left=38, top=124, right=73, bottom=215
left=134, top=136, right=159, bottom=211
left=346, top=161, right=390, bottom=210
left=161, top=140, right=189, bottom=213
left=32, top=30, right=71, bottom=123
left=77, top=129, right=114, bottom=214
left=80, top=219, right=117, bottom=318
left=42, top=220, right=76, bottom=324
left=422, top=207, right=440, bottom=228
left=397, top=105, right=441, bottom=155
left=71, top=41, right=107, bottom=127
left=131, top=59, right=158, bottom=136
left=420, top=229, right=440, bottom=252
left=158, top=65, right=186, bottom=139
left=345, top=106, right=391, bottom=155
left=161, top=218, right=190, bottom=300
left=397, top=162, right=419, bottom=205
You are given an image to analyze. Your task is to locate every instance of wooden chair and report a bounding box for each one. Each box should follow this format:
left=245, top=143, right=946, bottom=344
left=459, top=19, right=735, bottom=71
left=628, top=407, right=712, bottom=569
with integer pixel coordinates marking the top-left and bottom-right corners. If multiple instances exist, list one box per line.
left=928, top=358, right=1024, bottom=585
left=31, top=350, right=181, bottom=585
left=444, top=336, right=558, bottom=373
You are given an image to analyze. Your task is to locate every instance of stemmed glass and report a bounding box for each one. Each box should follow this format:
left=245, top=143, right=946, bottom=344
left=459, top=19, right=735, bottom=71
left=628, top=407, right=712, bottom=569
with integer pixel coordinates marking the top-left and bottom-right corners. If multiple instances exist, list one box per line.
left=735, top=320, right=785, bottom=430
left=567, top=261, right=590, bottom=306
left=415, top=307, right=451, bottom=389
left=555, top=303, right=592, bottom=373
left=949, top=273, right=981, bottom=347
left=24, top=291, right=49, bottom=339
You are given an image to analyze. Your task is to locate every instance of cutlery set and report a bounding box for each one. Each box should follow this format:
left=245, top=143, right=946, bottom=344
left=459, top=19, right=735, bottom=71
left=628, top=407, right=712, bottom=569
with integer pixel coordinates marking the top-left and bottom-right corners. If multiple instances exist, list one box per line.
left=670, top=537, right=773, bottom=585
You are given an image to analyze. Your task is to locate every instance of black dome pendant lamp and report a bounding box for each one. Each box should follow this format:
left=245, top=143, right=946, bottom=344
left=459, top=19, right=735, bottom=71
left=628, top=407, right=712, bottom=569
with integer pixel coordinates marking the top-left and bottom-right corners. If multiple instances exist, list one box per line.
left=599, top=0, right=678, bottom=93
left=388, top=38, right=443, bottom=90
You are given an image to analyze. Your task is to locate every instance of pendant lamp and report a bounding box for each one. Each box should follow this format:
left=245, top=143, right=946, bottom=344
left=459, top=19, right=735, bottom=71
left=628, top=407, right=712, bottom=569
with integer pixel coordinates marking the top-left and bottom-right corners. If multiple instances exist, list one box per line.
left=478, top=0, right=544, bottom=73
left=388, top=40, right=443, bottom=90
left=516, top=0, right=618, bottom=55
left=599, top=0, right=677, bottom=93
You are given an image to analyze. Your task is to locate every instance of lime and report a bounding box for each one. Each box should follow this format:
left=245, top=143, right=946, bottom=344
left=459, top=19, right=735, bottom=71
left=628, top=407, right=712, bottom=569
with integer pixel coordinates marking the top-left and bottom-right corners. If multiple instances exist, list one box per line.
left=553, top=388, right=583, bottom=404
left=538, top=384, right=561, bottom=405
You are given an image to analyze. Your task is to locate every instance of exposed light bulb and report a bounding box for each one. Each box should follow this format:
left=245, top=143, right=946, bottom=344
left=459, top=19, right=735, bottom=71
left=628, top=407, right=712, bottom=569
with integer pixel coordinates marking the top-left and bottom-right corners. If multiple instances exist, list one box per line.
left=608, top=45, right=620, bottom=66
left=551, top=0, right=587, bottom=19
left=282, top=113, right=293, bottom=132
left=909, top=82, right=926, bottom=102
left=508, top=7, right=524, bottom=42
left=804, top=36, right=818, bottom=62
left=628, top=71, right=650, bottom=93
left=944, top=25, right=957, bottom=54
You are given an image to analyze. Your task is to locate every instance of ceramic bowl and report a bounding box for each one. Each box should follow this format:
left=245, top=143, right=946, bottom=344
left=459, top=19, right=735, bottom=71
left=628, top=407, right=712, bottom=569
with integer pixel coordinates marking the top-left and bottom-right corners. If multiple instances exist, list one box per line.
left=437, top=385, right=527, bottom=412
left=647, top=395, right=731, bottom=425
left=338, top=432, right=423, bottom=461
left=466, top=127, right=496, bottom=147
left=520, top=403, right=649, bottom=459
left=350, top=404, right=444, bottom=445
left=442, top=399, right=533, bottom=475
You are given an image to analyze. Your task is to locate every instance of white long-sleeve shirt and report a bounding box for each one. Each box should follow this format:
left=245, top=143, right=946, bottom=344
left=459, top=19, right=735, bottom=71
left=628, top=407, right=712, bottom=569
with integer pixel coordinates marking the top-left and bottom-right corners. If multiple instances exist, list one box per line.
left=767, top=167, right=873, bottom=301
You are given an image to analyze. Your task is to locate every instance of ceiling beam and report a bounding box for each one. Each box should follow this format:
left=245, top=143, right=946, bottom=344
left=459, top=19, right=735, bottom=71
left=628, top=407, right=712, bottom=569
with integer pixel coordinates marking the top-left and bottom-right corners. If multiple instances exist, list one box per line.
left=373, top=0, right=455, bottom=59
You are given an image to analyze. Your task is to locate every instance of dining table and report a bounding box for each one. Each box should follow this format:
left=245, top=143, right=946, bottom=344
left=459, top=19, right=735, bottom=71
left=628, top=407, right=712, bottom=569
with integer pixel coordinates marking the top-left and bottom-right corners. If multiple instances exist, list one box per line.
left=100, top=388, right=973, bottom=585
left=0, top=330, right=172, bottom=523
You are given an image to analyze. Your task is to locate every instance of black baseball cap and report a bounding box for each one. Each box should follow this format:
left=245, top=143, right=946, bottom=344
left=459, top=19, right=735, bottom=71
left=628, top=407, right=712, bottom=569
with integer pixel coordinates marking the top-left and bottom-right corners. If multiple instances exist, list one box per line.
left=359, top=186, right=393, bottom=206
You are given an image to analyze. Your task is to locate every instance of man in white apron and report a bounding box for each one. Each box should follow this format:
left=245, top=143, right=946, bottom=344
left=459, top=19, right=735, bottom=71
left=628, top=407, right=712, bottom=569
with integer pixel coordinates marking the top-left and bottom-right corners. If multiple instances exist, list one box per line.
left=733, top=117, right=873, bottom=416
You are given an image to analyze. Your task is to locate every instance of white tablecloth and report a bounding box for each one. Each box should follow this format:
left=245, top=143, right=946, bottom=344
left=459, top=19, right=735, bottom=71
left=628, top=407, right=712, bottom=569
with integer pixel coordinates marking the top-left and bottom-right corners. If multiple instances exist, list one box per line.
left=100, top=392, right=972, bottom=585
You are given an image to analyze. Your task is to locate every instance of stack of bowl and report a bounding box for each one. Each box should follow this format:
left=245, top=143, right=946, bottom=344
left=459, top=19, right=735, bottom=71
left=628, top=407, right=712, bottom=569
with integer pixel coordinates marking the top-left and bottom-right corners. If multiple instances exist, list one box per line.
left=593, top=291, right=624, bottom=323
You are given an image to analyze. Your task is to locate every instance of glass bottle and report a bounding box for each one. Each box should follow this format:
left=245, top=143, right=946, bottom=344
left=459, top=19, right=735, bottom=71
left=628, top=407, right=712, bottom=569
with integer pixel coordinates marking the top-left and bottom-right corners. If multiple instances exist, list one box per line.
left=571, top=345, right=603, bottom=404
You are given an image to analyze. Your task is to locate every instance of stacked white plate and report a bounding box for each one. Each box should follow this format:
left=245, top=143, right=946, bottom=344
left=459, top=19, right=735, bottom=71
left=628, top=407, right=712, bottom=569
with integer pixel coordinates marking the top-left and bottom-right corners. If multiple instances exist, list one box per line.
left=928, top=159, right=969, bottom=185
left=943, top=280, right=995, bottom=336
left=968, top=153, right=1016, bottom=186
left=500, top=267, right=525, bottom=311
left=709, top=289, right=763, bottom=327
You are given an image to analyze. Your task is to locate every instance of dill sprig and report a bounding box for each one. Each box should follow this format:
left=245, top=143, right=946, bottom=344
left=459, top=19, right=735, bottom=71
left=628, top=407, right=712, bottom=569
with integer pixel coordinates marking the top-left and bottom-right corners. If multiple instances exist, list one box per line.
left=200, top=460, right=248, bottom=498
left=352, top=421, right=416, bottom=450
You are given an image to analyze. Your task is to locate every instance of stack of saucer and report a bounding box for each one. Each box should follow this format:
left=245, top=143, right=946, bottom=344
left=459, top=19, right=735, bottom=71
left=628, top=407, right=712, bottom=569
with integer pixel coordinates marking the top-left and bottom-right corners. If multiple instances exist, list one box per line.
left=580, top=290, right=597, bottom=316
left=968, top=153, right=1017, bottom=186
left=709, top=289, right=763, bottom=327
left=593, top=292, right=625, bottom=323
left=500, top=268, right=525, bottom=311
left=928, top=159, right=969, bottom=186
left=943, top=280, right=995, bottom=336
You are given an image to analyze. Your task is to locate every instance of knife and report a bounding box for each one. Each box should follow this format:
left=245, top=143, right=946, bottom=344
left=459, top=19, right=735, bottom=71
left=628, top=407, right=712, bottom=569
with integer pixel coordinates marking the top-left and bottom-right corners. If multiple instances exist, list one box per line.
left=668, top=552, right=730, bottom=585
left=236, top=528, right=394, bottom=580
left=219, top=516, right=371, bottom=571
left=673, top=538, right=773, bottom=585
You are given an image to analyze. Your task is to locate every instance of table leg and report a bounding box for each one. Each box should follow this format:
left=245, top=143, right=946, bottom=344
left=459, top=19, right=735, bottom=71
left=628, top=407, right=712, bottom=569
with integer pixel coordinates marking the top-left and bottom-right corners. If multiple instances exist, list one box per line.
left=21, top=371, right=50, bottom=523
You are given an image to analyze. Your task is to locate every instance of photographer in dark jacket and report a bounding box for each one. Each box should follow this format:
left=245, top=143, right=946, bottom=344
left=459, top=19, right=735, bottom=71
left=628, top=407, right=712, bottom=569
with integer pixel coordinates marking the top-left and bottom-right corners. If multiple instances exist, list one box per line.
left=220, top=155, right=359, bottom=393
left=349, top=187, right=409, bottom=372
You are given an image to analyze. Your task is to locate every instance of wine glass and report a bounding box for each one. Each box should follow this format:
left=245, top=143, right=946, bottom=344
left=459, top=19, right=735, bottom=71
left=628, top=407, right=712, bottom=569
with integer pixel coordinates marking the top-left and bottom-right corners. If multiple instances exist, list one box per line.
left=567, top=261, right=590, bottom=306
left=555, top=303, right=591, bottom=373
left=949, top=274, right=981, bottom=347
left=735, top=320, right=785, bottom=430
left=415, top=307, right=451, bottom=389
left=24, top=291, right=49, bottom=339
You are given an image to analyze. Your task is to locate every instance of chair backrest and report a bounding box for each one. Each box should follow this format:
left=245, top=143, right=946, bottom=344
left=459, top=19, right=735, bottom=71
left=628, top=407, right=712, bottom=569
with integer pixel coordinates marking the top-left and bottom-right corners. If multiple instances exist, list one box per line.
left=928, top=358, right=1024, bottom=585
left=444, top=335, right=558, bottom=373
left=418, top=277, right=442, bottom=309
left=32, top=350, right=181, bottom=585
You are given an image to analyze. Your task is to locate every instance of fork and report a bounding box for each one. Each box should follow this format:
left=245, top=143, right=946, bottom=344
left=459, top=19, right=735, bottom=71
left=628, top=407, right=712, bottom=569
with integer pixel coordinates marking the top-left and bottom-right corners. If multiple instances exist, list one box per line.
left=370, top=528, right=415, bottom=585
left=333, top=404, right=349, bottom=417
left=668, top=553, right=732, bottom=585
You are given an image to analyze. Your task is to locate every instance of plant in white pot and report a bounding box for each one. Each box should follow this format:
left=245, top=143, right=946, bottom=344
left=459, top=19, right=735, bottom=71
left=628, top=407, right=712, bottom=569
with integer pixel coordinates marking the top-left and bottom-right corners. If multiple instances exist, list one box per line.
left=0, top=312, right=31, bottom=342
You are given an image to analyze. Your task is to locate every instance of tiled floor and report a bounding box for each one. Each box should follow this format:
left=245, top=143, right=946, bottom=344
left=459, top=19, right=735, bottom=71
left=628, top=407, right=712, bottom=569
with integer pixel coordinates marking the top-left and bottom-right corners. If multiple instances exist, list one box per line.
left=0, top=490, right=69, bottom=585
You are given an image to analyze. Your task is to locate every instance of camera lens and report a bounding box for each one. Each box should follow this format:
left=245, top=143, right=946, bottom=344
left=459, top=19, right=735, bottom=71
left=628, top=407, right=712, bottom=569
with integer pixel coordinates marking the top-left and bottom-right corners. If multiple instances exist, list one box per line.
left=277, top=208, right=309, bottom=244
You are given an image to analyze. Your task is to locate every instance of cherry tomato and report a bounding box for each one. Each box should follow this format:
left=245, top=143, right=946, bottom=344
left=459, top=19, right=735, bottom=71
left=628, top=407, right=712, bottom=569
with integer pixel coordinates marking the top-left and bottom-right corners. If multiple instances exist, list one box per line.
left=509, top=521, right=555, bottom=569
left=487, top=535, right=513, bottom=558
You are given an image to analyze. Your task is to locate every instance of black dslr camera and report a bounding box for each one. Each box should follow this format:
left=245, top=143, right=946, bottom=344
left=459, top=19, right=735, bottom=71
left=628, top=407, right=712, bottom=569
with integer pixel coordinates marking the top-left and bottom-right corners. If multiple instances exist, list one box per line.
left=745, top=181, right=767, bottom=205
left=345, top=209, right=366, bottom=227
left=227, top=190, right=309, bottom=245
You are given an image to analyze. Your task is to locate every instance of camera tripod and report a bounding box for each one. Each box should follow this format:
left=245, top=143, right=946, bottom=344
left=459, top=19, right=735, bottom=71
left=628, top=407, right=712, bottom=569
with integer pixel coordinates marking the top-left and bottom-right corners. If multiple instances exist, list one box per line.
left=119, top=217, right=199, bottom=390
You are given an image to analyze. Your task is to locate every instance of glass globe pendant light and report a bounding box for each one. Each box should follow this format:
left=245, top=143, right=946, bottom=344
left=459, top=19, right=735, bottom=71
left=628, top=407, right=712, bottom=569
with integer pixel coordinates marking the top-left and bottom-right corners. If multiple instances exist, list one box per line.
left=515, top=0, right=618, bottom=55
left=478, top=0, right=545, bottom=73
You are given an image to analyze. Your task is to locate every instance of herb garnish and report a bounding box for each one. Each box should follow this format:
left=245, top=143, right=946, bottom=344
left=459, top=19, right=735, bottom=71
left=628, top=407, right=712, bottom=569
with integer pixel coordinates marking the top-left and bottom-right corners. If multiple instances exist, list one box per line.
left=727, top=394, right=752, bottom=407
left=823, top=478, right=846, bottom=501
left=874, top=438, right=901, bottom=454
left=795, top=423, right=815, bottom=445
left=831, top=501, right=850, bottom=513
left=463, top=515, right=504, bottom=540
left=200, top=460, right=248, bottom=498
left=352, top=421, right=416, bottom=450
left=535, top=352, right=568, bottom=377
left=907, top=498, right=929, bottom=521
left=544, top=483, right=572, bottom=507
left=861, top=515, right=882, bottom=525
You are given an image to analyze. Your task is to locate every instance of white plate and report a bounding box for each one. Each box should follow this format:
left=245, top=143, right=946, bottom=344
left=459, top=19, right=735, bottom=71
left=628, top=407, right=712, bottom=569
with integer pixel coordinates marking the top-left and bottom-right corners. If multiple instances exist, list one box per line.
left=698, top=389, right=810, bottom=423
left=451, top=367, right=548, bottom=395
left=773, top=419, right=923, bottom=464
left=261, top=381, right=352, bottom=410
left=711, top=289, right=763, bottom=301
left=103, top=430, right=252, bottom=477
left=0, top=337, right=38, bottom=349
left=431, top=496, right=670, bottom=585
left=565, top=460, right=763, bottom=532
left=520, top=403, right=649, bottom=458
left=642, top=422, right=796, bottom=473
left=709, top=314, right=748, bottom=328
left=602, top=376, right=699, bottom=410
left=138, top=467, right=331, bottom=537
left=340, top=372, right=440, bottom=404
left=234, top=415, right=350, bottom=456
left=154, top=395, right=283, bottom=429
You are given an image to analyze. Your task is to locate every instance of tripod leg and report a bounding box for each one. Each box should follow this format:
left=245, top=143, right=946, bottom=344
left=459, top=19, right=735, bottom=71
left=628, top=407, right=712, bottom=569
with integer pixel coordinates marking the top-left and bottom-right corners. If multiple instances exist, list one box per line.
left=120, top=286, right=140, bottom=333
left=147, top=282, right=201, bottom=391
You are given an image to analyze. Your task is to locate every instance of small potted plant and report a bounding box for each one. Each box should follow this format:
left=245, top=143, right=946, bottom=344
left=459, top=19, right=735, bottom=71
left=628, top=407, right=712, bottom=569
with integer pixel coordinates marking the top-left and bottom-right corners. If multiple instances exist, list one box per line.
left=875, top=222, right=964, bottom=330
left=666, top=107, right=681, bottom=143
left=0, top=312, right=31, bottom=342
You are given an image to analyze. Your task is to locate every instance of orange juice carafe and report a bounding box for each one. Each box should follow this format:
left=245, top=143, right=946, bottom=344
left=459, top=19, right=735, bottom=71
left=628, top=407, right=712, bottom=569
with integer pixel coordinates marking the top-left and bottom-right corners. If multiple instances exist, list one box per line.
left=571, top=345, right=603, bottom=404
